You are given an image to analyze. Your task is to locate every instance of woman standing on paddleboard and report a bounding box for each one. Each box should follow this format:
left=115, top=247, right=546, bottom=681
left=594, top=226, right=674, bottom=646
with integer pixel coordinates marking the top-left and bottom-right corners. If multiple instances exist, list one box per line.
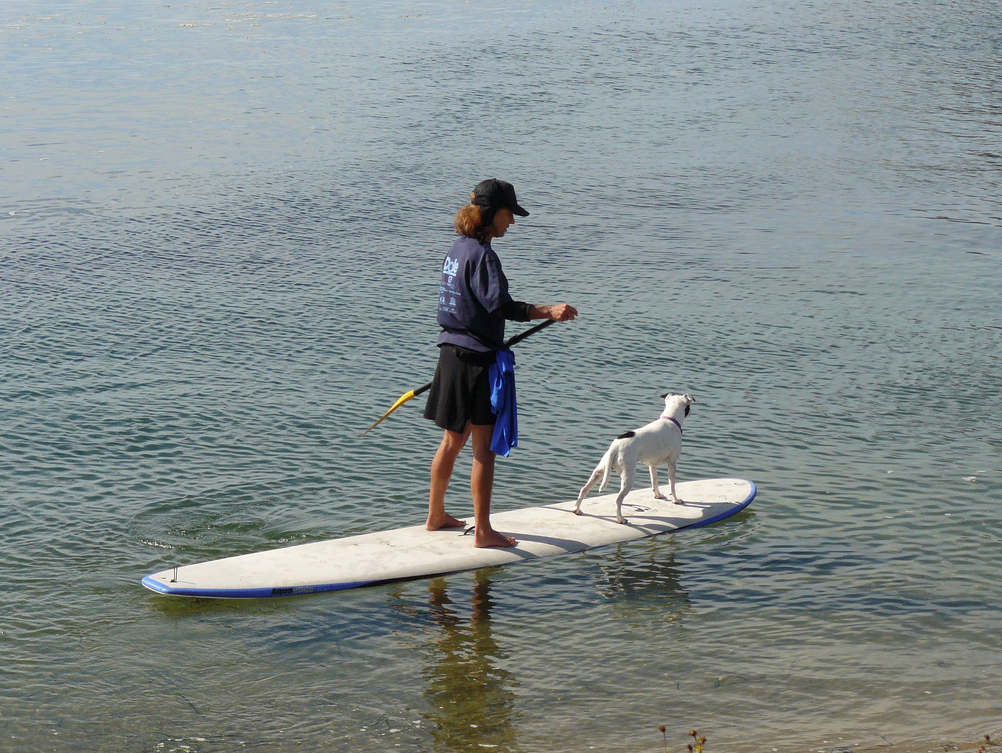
left=424, top=179, right=577, bottom=548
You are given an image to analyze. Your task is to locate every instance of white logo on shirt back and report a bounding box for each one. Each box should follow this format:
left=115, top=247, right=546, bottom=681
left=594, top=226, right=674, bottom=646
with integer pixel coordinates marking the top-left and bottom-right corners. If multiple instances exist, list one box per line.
left=443, top=256, right=459, bottom=279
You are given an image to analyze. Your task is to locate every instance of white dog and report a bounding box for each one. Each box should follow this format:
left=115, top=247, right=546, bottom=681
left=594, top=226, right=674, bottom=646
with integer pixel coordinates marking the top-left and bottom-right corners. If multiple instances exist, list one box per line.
left=573, top=393, right=695, bottom=524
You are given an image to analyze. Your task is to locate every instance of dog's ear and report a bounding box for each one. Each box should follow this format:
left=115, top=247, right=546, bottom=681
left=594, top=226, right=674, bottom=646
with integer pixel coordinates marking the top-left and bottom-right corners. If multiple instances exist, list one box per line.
left=660, top=391, right=674, bottom=399
left=683, top=394, right=695, bottom=403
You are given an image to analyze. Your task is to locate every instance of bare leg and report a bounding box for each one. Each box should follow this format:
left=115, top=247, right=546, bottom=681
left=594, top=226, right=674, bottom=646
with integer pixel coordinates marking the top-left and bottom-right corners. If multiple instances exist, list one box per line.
left=427, top=425, right=471, bottom=530
left=469, top=423, right=516, bottom=548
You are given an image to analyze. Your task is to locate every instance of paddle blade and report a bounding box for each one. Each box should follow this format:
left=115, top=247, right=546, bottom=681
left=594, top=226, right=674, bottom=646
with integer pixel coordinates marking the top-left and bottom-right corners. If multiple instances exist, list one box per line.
left=360, top=390, right=417, bottom=437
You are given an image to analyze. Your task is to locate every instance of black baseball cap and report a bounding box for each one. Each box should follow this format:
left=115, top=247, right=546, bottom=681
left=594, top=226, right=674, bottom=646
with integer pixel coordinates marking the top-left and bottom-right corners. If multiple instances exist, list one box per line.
left=472, top=179, right=529, bottom=217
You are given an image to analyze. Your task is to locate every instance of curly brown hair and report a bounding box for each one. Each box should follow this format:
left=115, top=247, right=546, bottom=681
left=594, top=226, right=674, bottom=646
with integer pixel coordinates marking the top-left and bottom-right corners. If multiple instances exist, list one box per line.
left=454, top=203, right=489, bottom=239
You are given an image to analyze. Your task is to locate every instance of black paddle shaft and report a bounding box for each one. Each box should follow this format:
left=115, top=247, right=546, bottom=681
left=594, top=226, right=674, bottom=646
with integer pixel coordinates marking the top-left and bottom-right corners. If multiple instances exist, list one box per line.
left=412, top=319, right=556, bottom=398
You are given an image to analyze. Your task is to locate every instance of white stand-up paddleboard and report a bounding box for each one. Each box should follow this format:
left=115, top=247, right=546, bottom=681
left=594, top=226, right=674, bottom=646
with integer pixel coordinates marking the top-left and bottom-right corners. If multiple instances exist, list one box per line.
left=142, top=477, right=755, bottom=598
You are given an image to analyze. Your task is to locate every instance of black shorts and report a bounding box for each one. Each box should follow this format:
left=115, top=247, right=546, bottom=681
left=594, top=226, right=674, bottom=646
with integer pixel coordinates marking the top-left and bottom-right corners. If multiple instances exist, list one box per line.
left=423, top=345, right=497, bottom=433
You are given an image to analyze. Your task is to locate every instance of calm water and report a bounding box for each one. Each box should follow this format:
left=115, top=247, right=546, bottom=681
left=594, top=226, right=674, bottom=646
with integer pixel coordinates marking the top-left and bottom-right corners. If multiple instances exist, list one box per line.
left=2, top=1, right=1000, bottom=752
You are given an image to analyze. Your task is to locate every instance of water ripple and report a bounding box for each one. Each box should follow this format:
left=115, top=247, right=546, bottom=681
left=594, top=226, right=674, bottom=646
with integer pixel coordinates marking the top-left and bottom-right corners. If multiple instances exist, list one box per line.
left=3, top=0, right=1001, bottom=751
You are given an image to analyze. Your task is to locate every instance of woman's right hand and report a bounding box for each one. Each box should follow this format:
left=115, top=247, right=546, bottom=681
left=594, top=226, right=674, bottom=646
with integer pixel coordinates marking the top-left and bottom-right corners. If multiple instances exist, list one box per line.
left=546, top=303, right=578, bottom=322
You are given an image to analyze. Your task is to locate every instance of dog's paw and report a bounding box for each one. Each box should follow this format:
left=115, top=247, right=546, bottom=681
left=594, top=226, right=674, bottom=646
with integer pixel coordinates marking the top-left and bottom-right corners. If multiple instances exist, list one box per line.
left=572, top=508, right=583, bottom=516
left=653, top=492, right=667, bottom=501
left=616, top=517, right=628, bottom=525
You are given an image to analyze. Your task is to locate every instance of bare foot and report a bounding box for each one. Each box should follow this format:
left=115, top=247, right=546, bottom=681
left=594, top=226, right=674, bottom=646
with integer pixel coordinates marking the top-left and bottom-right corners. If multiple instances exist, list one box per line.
left=426, top=513, right=467, bottom=531
left=474, top=528, right=517, bottom=548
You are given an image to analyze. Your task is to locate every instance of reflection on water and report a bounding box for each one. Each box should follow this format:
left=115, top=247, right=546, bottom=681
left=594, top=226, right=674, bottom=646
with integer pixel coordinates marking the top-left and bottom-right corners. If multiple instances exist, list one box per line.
left=391, top=552, right=694, bottom=752
left=596, top=542, right=690, bottom=623
left=416, top=573, right=521, bottom=753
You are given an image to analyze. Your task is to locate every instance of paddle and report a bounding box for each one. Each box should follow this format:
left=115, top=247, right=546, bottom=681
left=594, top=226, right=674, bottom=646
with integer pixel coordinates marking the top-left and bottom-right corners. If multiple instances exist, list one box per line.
left=360, top=318, right=557, bottom=437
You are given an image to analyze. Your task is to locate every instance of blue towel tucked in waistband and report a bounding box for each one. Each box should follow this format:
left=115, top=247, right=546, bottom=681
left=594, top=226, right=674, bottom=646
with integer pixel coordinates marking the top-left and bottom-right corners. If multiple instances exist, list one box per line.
left=489, top=349, right=517, bottom=457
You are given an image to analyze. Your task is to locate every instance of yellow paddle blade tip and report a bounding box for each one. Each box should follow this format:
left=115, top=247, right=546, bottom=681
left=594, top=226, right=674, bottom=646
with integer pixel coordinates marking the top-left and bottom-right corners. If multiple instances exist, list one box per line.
left=360, top=390, right=418, bottom=437
left=389, top=390, right=417, bottom=411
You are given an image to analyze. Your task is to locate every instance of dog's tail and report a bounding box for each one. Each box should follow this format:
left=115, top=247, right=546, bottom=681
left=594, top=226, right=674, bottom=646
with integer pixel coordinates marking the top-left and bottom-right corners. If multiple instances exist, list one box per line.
left=596, top=447, right=616, bottom=492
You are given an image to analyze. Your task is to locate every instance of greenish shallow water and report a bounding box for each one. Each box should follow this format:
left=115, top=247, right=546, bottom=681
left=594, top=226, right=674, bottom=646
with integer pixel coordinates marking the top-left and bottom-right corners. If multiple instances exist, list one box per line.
left=2, top=1, right=1000, bottom=752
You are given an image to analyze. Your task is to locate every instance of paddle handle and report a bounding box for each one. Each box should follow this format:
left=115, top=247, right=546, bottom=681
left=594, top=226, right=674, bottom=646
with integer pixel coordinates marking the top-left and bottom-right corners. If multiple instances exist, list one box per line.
left=503, top=317, right=555, bottom=348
